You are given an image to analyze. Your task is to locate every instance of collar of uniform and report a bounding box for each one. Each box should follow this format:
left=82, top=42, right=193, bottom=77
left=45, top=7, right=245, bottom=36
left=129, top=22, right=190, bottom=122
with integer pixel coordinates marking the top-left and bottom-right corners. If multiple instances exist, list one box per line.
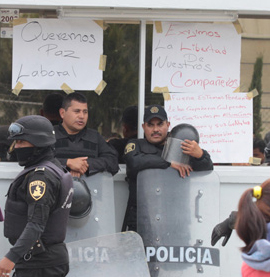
left=56, top=123, right=87, bottom=140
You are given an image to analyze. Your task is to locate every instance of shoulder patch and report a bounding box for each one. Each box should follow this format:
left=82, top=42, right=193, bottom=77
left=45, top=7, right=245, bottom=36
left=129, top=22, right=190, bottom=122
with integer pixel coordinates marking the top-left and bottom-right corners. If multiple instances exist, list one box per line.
left=125, top=143, right=136, bottom=154
left=29, top=180, right=46, bottom=201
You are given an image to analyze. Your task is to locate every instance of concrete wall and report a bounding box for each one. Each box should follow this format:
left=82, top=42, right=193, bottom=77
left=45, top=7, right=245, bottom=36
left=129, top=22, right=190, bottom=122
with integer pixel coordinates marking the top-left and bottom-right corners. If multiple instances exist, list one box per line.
left=0, top=163, right=269, bottom=276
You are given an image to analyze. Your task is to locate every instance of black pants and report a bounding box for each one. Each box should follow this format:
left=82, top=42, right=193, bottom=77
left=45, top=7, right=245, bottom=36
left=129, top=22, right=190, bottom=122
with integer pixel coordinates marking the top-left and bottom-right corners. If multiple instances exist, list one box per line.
left=13, top=264, right=69, bottom=277
left=122, top=200, right=137, bottom=232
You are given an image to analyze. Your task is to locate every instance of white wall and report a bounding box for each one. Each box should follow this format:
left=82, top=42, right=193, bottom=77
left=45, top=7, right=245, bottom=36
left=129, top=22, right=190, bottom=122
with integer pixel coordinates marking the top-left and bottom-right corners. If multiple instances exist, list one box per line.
left=0, top=163, right=270, bottom=276
left=1, top=0, right=270, bottom=15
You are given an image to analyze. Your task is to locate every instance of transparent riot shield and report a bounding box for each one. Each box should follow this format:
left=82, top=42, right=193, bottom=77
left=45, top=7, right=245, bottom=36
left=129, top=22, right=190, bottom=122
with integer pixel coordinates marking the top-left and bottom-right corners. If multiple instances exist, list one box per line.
left=67, top=232, right=150, bottom=277
left=65, top=172, right=116, bottom=242
left=137, top=168, right=220, bottom=277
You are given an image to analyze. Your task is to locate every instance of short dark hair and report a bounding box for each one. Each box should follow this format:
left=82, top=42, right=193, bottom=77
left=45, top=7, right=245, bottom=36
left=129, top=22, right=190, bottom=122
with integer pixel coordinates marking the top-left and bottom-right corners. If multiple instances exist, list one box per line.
left=253, top=138, right=266, bottom=154
left=42, top=93, right=64, bottom=116
left=122, top=106, right=138, bottom=131
left=62, top=92, right=87, bottom=110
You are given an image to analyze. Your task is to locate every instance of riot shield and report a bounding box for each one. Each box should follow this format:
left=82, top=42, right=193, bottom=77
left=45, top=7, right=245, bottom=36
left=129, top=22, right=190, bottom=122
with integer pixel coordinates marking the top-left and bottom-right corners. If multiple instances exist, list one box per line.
left=67, top=232, right=150, bottom=277
left=137, top=168, right=220, bottom=277
left=65, top=172, right=116, bottom=242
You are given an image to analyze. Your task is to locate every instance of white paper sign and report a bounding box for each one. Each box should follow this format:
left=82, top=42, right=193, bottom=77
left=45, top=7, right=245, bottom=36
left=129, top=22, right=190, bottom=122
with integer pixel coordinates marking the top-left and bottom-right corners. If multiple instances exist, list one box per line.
left=12, top=19, right=103, bottom=90
left=165, top=92, right=253, bottom=163
left=152, top=22, right=241, bottom=93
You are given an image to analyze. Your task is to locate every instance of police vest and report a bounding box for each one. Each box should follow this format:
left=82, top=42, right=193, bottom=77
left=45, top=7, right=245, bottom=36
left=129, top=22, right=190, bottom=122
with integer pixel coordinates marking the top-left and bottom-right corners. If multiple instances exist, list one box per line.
left=126, top=139, right=164, bottom=181
left=4, top=161, right=73, bottom=245
left=54, top=128, right=99, bottom=160
left=137, top=139, right=163, bottom=155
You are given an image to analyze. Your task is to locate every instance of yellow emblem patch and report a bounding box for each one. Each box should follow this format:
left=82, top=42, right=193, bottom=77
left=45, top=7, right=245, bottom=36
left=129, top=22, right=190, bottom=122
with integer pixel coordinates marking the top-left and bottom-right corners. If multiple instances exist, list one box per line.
left=150, top=106, right=159, bottom=114
left=29, top=180, right=46, bottom=201
left=125, top=143, right=136, bottom=154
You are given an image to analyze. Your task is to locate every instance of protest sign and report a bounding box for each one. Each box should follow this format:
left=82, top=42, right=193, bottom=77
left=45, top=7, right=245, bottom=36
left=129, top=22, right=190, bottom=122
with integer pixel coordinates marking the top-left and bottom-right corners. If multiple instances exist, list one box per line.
left=152, top=23, right=241, bottom=93
left=12, top=19, right=103, bottom=90
left=165, top=92, right=253, bottom=163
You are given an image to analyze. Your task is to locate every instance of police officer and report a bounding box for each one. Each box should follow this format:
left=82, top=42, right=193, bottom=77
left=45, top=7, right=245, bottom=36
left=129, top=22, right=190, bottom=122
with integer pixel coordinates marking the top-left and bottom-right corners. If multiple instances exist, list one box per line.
left=54, top=92, right=119, bottom=177
left=108, top=106, right=138, bottom=164
left=0, top=115, right=73, bottom=277
left=122, top=104, right=213, bottom=231
left=40, top=92, right=65, bottom=126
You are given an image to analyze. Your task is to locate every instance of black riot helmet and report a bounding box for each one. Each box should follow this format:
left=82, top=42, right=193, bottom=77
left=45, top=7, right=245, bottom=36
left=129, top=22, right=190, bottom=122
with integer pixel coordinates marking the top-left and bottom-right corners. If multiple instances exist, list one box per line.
left=8, top=115, right=56, bottom=147
left=69, top=177, right=92, bottom=219
left=169, top=123, right=199, bottom=143
left=162, top=123, right=200, bottom=165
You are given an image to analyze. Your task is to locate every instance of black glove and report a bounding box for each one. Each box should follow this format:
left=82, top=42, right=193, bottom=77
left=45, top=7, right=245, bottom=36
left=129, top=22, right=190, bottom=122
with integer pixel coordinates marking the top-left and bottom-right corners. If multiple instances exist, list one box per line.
left=211, top=211, right=237, bottom=247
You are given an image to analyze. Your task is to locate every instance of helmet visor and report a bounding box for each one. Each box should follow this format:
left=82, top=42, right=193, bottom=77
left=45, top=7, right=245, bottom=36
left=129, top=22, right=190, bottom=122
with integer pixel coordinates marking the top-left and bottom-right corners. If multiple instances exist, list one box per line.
left=8, top=123, right=25, bottom=137
left=8, top=116, right=56, bottom=147
left=8, top=122, right=36, bottom=138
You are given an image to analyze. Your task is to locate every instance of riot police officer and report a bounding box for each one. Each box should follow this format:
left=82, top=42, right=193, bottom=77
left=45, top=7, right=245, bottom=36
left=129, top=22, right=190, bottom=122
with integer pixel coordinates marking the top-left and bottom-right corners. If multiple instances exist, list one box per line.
left=0, top=115, right=73, bottom=277
left=54, top=92, right=119, bottom=177
left=123, top=104, right=213, bottom=231
left=108, top=106, right=138, bottom=164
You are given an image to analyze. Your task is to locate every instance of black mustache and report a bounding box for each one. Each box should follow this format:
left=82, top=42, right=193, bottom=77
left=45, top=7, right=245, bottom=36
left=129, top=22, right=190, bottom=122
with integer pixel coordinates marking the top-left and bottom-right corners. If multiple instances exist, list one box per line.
left=151, top=132, right=162, bottom=136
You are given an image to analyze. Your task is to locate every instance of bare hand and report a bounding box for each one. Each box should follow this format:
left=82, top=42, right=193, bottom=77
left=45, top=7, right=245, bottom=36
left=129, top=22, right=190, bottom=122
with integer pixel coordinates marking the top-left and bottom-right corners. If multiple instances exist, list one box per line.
left=0, top=257, right=14, bottom=276
left=67, top=157, right=89, bottom=175
left=69, top=170, right=82, bottom=177
left=181, top=140, right=203, bottom=159
left=170, top=161, right=193, bottom=178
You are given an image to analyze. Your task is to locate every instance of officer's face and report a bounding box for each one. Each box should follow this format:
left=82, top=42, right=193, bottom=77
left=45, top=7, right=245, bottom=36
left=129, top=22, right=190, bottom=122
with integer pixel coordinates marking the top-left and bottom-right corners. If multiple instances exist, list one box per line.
left=15, top=140, right=34, bottom=148
left=60, top=100, right=88, bottom=134
left=142, top=118, right=170, bottom=145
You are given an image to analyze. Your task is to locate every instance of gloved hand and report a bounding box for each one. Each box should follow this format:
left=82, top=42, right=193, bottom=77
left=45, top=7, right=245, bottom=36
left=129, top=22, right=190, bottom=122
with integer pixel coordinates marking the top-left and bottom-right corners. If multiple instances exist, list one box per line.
left=211, top=211, right=237, bottom=246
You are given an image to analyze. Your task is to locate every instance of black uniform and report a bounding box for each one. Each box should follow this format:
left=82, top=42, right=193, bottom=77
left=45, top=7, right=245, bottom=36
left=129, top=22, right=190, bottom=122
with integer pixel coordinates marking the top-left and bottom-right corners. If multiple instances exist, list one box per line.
left=4, top=149, right=73, bottom=276
left=54, top=124, right=119, bottom=176
left=108, top=134, right=137, bottom=164
left=122, top=138, right=213, bottom=231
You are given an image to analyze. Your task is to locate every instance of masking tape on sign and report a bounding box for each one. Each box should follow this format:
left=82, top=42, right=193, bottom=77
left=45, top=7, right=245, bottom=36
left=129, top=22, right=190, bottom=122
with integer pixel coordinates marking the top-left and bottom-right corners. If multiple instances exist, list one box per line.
left=61, top=83, right=74, bottom=94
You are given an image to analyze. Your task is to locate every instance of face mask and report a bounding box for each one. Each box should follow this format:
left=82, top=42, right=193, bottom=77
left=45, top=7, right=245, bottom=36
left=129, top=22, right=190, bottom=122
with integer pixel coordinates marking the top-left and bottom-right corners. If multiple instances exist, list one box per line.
left=14, top=147, right=36, bottom=166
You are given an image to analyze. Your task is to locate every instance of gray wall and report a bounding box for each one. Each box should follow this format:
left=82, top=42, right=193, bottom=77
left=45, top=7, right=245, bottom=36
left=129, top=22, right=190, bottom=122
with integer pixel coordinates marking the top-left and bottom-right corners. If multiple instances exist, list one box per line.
left=0, top=163, right=269, bottom=276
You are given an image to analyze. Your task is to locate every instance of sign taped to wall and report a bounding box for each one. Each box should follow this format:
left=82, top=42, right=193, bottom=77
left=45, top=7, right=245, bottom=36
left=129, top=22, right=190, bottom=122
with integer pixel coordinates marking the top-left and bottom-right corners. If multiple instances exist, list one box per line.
left=151, top=22, right=241, bottom=93
left=12, top=19, right=103, bottom=90
left=165, top=92, right=253, bottom=163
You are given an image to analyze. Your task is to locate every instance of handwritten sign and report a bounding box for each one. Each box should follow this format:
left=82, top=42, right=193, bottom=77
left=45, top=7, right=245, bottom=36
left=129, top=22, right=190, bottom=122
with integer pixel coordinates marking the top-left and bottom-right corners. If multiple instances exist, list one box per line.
left=12, top=19, right=103, bottom=90
left=165, top=92, right=253, bottom=163
left=152, top=22, right=241, bottom=93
